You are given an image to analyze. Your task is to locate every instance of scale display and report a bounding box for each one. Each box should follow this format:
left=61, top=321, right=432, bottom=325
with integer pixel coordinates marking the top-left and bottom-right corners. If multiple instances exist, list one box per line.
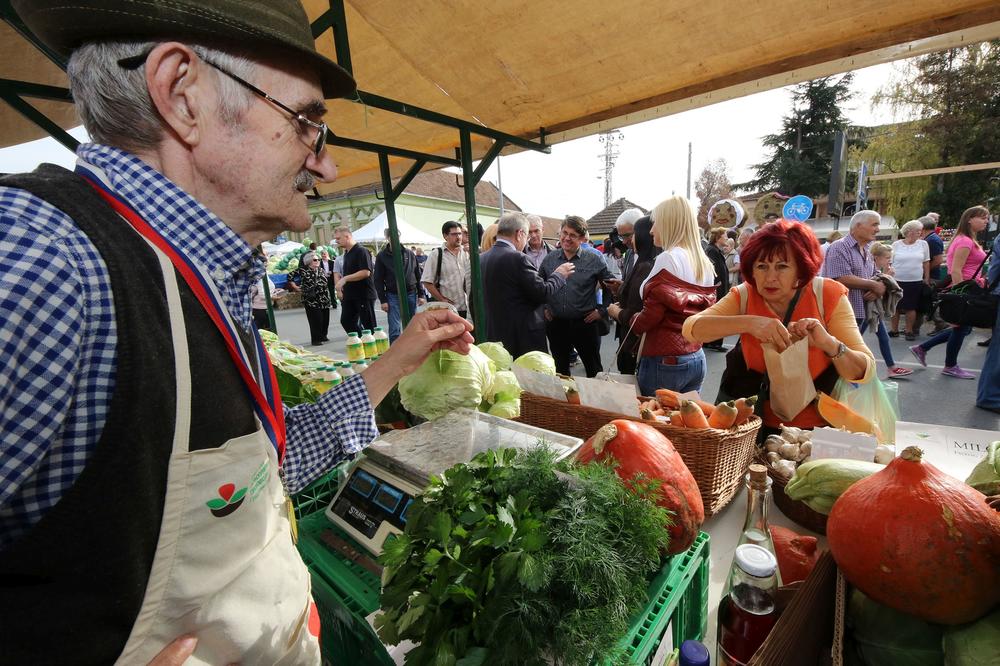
left=326, top=463, right=420, bottom=554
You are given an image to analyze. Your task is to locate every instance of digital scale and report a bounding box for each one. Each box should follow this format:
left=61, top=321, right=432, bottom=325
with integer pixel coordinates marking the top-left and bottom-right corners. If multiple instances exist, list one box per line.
left=325, top=409, right=582, bottom=556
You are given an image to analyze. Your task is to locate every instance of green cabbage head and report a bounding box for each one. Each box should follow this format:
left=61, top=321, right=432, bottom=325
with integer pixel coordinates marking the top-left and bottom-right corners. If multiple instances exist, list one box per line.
left=398, top=346, right=494, bottom=420
left=513, top=351, right=557, bottom=375
left=477, top=342, right=513, bottom=371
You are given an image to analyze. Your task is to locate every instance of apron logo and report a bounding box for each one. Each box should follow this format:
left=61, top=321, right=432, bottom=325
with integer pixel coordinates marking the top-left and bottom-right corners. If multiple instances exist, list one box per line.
left=206, top=483, right=248, bottom=517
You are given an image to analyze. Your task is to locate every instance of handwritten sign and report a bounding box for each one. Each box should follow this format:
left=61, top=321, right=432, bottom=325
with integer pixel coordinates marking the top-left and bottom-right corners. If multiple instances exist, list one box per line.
left=782, top=195, right=814, bottom=222
left=574, top=376, right=641, bottom=416
left=511, top=366, right=566, bottom=401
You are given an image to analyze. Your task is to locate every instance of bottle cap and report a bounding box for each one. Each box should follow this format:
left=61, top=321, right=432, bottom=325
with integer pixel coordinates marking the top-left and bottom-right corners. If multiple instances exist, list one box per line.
left=362, top=329, right=371, bottom=334
left=748, top=463, right=769, bottom=486
left=347, top=332, right=357, bottom=337
left=734, top=544, right=777, bottom=578
left=375, top=326, right=383, bottom=331
left=678, top=640, right=710, bottom=666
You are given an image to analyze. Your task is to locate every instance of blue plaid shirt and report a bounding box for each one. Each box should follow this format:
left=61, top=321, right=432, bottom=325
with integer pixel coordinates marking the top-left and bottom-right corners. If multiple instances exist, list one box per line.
left=0, top=144, right=376, bottom=547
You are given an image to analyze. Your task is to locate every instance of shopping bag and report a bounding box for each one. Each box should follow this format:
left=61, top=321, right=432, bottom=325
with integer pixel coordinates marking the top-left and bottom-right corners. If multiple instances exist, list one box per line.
left=831, top=376, right=899, bottom=445
left=761, top=338, right=816, bottom=423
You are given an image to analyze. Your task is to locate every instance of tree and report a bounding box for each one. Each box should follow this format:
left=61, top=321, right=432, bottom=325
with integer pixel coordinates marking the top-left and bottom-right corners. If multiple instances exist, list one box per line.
left=735, top=75, right=856, bottom=196
left=873, top=42, right=1000, bottom=225
left=695, top=159, right=734, bottom=227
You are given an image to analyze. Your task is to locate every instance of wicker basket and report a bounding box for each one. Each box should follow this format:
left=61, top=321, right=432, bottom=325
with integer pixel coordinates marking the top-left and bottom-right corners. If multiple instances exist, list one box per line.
left=768, top=465, right=829, bottom=535
left=514, top=391, right=761, bottom=515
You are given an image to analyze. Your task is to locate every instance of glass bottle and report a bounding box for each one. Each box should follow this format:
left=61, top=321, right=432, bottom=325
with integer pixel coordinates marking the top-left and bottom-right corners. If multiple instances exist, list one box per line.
left=736, top=464, right=781, bottom=586
left=717, top=545, right=780, bottom=666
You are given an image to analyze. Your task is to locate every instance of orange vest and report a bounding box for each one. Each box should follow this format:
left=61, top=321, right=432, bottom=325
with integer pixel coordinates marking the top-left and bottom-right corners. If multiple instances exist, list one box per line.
left=738, top=278, right=847, bottom=428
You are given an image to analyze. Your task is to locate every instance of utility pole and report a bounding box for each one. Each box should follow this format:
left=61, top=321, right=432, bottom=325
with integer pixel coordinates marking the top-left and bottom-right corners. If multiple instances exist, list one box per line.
left=686, top=142, right=693, bottom=199
left=598, top=129, right=623, bottom=207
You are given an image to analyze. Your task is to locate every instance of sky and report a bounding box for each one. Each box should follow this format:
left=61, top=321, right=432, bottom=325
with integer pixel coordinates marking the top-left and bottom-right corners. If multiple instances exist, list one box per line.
left=0, top=61, right=907, bottom=220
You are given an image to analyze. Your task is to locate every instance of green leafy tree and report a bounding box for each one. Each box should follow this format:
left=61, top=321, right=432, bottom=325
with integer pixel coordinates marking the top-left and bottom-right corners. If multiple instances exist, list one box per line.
left=873, top=42, right=1000, bottom=225
left=736, top=75, right=855, bottom=196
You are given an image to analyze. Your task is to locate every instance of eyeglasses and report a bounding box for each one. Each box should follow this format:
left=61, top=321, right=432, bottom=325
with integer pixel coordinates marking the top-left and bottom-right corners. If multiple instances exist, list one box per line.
left=118, top=51, right=328, bottom=158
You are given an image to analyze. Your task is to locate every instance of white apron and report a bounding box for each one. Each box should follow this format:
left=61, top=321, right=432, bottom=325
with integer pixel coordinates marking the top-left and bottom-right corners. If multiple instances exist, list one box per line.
left=115, top=243, right=321, bottom=665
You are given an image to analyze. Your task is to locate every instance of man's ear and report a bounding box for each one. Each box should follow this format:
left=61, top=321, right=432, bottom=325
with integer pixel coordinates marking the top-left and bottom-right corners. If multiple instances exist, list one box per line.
left=144, top=43, right=207, bottom=148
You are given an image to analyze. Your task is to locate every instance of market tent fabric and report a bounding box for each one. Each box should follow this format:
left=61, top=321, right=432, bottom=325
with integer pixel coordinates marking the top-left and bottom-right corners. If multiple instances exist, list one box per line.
left=350, top=212, right=440, bottom=245
left=2, top=1, right=999, bottom=192
left=262, top=240, right=306, bottom=256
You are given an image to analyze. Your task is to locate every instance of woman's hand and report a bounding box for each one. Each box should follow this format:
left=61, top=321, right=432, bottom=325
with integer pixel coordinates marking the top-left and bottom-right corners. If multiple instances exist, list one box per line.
left=746, top=316, right=793, bottom=351
left=787, top=318, right=837, bottom=354
left=607, top=303, right=622, bottom=321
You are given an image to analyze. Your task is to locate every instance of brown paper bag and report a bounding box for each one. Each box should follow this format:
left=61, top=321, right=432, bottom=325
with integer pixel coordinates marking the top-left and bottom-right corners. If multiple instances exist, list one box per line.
left=762, top=338, right=816, bottom=422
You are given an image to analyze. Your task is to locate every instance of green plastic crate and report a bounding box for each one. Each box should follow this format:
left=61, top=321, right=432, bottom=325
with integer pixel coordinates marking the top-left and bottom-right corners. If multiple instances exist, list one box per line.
left=307, top=564, right=393, bottom=666
left=294, top=467, right=710, bottom=666
left=609, top=532, right=711, bottom=665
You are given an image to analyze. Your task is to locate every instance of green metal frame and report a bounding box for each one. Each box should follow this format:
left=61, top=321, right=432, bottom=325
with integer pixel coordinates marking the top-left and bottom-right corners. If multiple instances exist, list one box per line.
left=0, top=0, right=551, bottom=342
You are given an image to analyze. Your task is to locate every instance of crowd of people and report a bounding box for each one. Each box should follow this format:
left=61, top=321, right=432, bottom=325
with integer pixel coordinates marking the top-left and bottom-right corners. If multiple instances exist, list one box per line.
left=272, top=198, right=997, bottom=418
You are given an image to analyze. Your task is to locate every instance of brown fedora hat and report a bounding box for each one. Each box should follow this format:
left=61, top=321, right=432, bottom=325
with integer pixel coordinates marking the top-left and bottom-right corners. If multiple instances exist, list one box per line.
left=11, top=0, right=356, bottom=99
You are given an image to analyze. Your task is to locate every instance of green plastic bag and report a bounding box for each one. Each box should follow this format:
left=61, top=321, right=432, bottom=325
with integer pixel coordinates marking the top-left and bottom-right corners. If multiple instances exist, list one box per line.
left=832, top=377, right=899, bottom=445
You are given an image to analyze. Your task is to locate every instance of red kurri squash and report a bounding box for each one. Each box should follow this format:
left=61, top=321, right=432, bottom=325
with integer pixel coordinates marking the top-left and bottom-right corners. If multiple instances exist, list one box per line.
left=827, top=446, right=1000, bottom=625
left=577, top=420, right=704, bottom=553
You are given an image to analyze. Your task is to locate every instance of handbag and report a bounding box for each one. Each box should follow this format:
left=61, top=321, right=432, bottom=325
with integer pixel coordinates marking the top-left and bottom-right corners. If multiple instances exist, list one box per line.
left=938, top=250, right=999, bottom=329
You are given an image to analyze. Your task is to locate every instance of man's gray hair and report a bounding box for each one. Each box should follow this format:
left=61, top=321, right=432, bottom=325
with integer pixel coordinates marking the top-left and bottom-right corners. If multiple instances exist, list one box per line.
left=850, top=210, right=881, bottom=229
left=525, top=214, right=544, bottom=230
left=497, top=211, right=529, bottom=237
left=919, top=215, right=937, bottom=231
left=67, top=40, right=257, bottom=153
left=900, top=220, right=924, bottom=237
left=615, top=208, right=644, bottom=230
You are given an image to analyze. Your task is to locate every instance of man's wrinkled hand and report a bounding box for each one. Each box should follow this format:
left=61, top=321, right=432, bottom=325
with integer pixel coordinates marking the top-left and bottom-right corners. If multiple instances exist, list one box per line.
left=583, top=309, right=602, bottom=324
left=554, top=262, right=575, bottom=279
left=387, top=309, right=474, bottom=374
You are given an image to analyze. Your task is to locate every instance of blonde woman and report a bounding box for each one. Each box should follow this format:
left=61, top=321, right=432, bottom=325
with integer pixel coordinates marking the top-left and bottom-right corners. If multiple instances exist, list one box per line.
left=479, top=222, right=499, bottom=252
left=626, top=196, right=717, bottom=396
left=889, top=219, right=930, bottom=341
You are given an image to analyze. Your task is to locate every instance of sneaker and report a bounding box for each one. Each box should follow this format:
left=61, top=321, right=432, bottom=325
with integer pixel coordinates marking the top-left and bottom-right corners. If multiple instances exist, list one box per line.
left=887, top=367, right=913, bottom=378
left=942, top=366, right=976, bottom=380
left=908, top=345, right=927, bottom=367
left=888, top=330, right=900, bottom=338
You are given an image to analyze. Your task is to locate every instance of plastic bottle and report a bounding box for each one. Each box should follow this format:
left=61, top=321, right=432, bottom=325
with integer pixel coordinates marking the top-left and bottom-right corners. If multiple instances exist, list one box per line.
left=326, top=365, right=343, bottom=387
left=353, top=359, right=368, bottom=372
left=717, top=545, right=780, bottom=665
left=736, top=464, right=781, bottom=586
left=361, top=329, right=378, bottom=359
left=678, top=640, right=711, bottom=666
left=338, top=361, right=355, bottom=378
left=374, top=326, right=390, bottom=354
left=345, top=332, right=364, bottom=362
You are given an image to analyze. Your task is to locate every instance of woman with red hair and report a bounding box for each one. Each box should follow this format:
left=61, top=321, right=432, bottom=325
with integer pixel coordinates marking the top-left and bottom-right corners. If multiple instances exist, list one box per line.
left=683, top=220, right=874, bottom=432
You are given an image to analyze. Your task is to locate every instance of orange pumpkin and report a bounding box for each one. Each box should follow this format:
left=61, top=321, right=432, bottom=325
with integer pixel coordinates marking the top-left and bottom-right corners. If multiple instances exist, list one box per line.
left=827, top=446, right=1000, bottom=625
left=577, top=420, right=704, bottom=553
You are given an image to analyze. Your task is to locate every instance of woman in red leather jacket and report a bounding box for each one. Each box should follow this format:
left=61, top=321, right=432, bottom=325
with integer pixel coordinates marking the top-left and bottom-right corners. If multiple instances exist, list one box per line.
left=628, top=196, right=717, bottom=397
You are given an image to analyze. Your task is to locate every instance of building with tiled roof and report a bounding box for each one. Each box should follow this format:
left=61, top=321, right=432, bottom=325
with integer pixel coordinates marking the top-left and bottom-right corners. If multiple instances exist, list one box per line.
left=585, top=197, right=649, bottom=239
left=293, top=169, right=521, bottom=246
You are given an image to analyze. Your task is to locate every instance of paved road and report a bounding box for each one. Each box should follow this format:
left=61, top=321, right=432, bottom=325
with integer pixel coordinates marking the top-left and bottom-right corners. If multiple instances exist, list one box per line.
left=273, top=306, right=999, bottom=432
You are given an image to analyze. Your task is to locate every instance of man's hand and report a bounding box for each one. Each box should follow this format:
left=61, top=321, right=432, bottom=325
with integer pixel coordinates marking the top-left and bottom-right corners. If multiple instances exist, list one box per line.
left=554, top=262, right=575, bottom=279
left=382, top=310, right=474, bottom=375
left=380, top=302, right=389, bottom=312
left=543, top=308, right=554, bottom=322
left=583, top=309, right=602, bottom=324
left=417, top=297, right=427, bottom=306
left=336, top=288, right=344, bottom=301
left=862, top=291, right=879, bottom=302
left=602, top=278, right=622, bottom=295
left=149, top=636, right=197, bottom=666
left=868, top=280, right=886, bottom=296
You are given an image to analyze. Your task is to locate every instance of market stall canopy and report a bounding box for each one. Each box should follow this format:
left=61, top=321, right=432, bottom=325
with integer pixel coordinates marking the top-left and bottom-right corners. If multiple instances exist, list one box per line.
left=262, top=240, right=307, bottom=256
left=350, top=212, right=440, bottom=245
left=3, top=1, right=1000, bottom=191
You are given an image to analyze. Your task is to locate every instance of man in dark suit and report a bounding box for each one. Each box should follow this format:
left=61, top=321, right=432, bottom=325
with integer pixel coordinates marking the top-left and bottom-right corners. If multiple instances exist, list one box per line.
left=480, top=212, right=575, bottom=358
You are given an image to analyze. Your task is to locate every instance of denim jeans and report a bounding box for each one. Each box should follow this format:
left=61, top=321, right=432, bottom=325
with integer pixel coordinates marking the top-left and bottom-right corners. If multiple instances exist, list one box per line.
left=386, top=292, right=417, bottom=343
left=977, top=307, right=1000, bottom=407
left=637, top=350, right=706, bottom=397
left=920, top=324, right=972, bottom=368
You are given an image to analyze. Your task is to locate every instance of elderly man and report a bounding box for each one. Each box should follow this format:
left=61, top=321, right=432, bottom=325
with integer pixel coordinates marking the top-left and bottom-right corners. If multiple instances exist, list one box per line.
left=541, top=216, right=620, bottom=377
left=615, top=207, right=644, bottom=281
left=0, top=2, right=473, bottom=663
left=523, top=213, right=553, bottom=270
left=480, top=212, right=574, bottom=357
left=821, top=210, right=887, bottom=332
